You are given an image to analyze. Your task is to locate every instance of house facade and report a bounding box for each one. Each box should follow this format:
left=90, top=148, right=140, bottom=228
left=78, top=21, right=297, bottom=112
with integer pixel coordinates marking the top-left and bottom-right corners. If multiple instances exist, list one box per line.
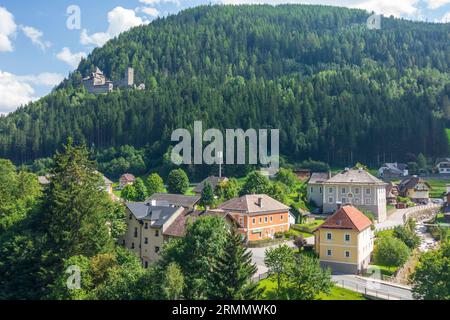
left=307, top=172, right=331, bottom=207
left=398, top=176, right=431, bottom=203
left=308, top=168, right=387, bottom=223
left=378, top=163, right=408, bottom=178
left=314, top=205, right=374, bottom=274
left=120, top=202, right=184, bottom=268
left=436, top=158, right=450, bottom=174
left=218, top=194, right=290, bottom=242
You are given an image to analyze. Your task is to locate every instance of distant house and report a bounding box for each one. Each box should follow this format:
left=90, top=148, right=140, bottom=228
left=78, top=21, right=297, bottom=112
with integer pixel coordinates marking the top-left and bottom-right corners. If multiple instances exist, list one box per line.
left=307, top=168, right=387, bottom=223
left=314, top=205, right=374, bottom=274
left=146, top=193, right=201, bottom=210
left=38, top=175, right=51, bottom=185
left=436, top=158, right=450, bottom=174
left=82, top=67, right=144, bottom=95
left=386, top=182, right=399, bottom=205
left=193, top=176, right=228, bottom=195
left=398, top=176, right=431, bottom=203
left=378, top=163, right=408, bottom=178
left=120, top=202, right=184, bottom=267
left=102, top=175, right=114, bottom=194
left=218, top=194, right=290, bottom=242
left=293, top=169, right=311, bottom=181
left=163, top=209, right=240, bottom=239
left=119, top=173, right=136, bottom=189
left=307, top=172, right=332, bottom=207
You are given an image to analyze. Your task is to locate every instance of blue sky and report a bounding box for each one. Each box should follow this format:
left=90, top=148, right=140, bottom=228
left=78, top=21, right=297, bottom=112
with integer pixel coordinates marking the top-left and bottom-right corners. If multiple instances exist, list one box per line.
left=0, top=0, right=449, bottom=114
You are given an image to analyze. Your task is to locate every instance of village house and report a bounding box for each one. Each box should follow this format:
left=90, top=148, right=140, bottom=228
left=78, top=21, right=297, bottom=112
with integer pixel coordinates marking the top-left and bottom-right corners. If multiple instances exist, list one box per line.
left=378, top=163, right=408, bottom=178
left=146, top=193, right=201, bottom=210
left=314, top=205, right=374, bottom=274
left=307, top=168, right=387, bottom=222
left=217, top=194, right=290, bottom=242
left=193, top=176, right=228, bottom=195
left=119, top=173, right=136, bottom=189
left=398, top=176, right=431, bottom=204
left=120, top=201, right=184, bottom=268
left=386, top=182, right=399, bottom=205
left=293, top=169, right=311, bottom=181
left=102, top=175, right=114, bottom=195
left=436, top=158, right=450, bottom=174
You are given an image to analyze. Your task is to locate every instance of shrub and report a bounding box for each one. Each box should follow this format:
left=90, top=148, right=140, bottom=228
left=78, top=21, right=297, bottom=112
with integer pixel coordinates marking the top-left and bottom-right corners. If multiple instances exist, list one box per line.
left=374, top=236, right=410, bottom=267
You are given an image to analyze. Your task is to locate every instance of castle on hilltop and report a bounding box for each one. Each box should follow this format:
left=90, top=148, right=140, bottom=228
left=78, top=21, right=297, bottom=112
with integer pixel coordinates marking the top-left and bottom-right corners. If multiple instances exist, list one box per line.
left=82, top=67, right=145, bottom=94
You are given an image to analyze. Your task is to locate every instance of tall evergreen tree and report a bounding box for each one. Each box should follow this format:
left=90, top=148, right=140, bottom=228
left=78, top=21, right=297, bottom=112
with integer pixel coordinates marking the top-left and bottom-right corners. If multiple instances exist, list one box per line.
left=208, top=227, right=260, bottom=300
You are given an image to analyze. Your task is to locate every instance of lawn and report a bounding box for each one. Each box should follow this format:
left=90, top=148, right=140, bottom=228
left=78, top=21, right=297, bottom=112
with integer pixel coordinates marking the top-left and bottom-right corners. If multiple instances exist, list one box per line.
left=426, top=179, right=450, bottom=198
left=258, top=276, right=367, bottom=300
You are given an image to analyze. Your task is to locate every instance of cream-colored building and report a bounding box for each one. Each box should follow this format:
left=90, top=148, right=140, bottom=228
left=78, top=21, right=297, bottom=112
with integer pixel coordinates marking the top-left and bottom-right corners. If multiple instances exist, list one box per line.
left=398, top=176, right=431, bottom=204
left=120, top=202, right=184, bottom=268
left=307, top=168, right=387, bottom=222
left=314, top=205, right=374, bottom=274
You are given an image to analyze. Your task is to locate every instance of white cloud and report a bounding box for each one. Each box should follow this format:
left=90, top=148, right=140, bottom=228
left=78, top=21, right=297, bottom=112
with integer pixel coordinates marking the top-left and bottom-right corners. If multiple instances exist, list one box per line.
left=138, top=7, right=160, bottom=17
left=139, top=0, right=181, bottom=5
left=439, top=11, right=450, bottom=22
left=56, top=47, right=87, bottom=68
left=21, top=25, right=51, bottom=51
left=80, top=6, right=149, bottom=47
left=0, top=70, right=63, bottom=114
left=426, top=0, right=450, bottom=9
left=0, top=6, right=17, bottom=52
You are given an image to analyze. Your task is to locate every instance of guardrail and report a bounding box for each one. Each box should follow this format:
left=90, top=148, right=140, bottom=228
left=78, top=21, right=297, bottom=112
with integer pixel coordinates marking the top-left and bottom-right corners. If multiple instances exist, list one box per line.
left=335, top=280, right=413, bottom=300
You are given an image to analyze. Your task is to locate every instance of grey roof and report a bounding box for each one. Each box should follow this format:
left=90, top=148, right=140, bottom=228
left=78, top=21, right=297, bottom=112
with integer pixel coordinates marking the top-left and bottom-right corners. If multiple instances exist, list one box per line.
left=398, top=177, right=431, bottom=192
left=125, top=202, right=181, bottom=227
left=381, top=163, right=407, bottom=174
left=146, top=193, right=201, bottom=208
left=193, top=176, right=227, bottom=193
left=308, top=172, right=331, bottom=184
left=323, top=168, right=385, bottom=185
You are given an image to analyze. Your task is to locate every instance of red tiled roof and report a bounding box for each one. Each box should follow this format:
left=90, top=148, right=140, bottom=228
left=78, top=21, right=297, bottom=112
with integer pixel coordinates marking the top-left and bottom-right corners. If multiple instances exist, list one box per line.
left=317, top=205, right=372, bottom=232
left=218, top=194, right=289, bottom=214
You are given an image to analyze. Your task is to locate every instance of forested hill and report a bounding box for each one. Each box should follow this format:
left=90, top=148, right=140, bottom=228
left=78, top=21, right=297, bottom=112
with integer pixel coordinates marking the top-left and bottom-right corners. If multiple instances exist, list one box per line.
left=1, top=4, right=450, bottom=166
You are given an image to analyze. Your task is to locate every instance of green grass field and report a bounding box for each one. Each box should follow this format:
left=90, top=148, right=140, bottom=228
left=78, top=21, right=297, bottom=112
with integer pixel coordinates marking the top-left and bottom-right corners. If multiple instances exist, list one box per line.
left=258, top=276, right=367, bottom=300
left=426, top=179, right=449, bottom=198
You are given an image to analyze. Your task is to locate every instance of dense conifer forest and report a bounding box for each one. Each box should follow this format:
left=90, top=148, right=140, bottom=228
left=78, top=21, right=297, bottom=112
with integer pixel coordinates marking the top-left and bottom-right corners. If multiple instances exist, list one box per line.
left=0, top=4, right=449, bottom=169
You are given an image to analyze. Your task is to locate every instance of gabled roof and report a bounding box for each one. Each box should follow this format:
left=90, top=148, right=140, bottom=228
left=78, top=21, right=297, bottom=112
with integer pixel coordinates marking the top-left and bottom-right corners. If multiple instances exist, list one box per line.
left=163, top=209, right=240, bottom=237
left=308, top=172, right=331, bottom=184
left=316, top=205, right=372, bottom=232
left=323, top=168, right=385, bottom=185
left=193, top=176, right=228, bottom=193
left=398, top=176, right=431, bottom=192
left=120, top=173, right=136, bottom=182
left=125, top=202, right=181, bottom=227
left=146, top=193, right=201, bottom=208
left=218, top=194, right=289, bottom=214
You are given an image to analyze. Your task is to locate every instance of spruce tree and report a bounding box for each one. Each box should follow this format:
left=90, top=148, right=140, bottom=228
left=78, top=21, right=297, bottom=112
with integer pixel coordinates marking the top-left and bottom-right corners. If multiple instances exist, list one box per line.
left=208, top=227, right=260, bottom=300
left=200, top=182, right=215, bottom=208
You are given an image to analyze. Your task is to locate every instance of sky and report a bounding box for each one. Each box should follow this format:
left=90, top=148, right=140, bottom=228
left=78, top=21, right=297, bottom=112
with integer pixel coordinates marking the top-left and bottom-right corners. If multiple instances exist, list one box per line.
left=0, top=0, right=449, bottom=114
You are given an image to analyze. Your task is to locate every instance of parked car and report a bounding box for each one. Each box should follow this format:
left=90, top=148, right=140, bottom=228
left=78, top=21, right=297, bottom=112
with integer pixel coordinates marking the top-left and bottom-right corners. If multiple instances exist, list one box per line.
left=431, top=199, right=444, bottom=204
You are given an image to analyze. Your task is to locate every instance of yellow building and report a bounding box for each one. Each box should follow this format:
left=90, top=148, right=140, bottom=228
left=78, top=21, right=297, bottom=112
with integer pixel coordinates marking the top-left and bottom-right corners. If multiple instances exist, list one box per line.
left=314, top=205, right=373, bottom=274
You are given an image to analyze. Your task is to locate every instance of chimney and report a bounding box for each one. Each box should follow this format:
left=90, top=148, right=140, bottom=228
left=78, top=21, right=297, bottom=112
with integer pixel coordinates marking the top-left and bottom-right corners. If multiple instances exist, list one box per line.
left=151, top=199, right=157, bottom=206
left=257, top=197, right=263, bottom=208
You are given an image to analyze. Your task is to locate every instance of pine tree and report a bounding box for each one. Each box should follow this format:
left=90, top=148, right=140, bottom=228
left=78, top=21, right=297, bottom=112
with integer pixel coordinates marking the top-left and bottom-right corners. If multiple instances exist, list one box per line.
left=208, top=227, right=260, bottom=300
left=200, top=182, right=215, bottom=208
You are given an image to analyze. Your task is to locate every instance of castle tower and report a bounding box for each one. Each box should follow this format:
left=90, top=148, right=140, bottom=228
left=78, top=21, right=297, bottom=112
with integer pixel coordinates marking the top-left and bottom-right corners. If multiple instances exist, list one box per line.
left=125, top=67, right=134, bottom=87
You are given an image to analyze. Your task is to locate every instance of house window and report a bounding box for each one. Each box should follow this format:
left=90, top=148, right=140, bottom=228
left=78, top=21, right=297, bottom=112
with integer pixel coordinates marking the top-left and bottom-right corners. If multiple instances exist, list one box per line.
left=252, top=218, right=256, bottom=224
left=327, top=249, right=332, bottom=256
left=280, top=214, right=284, bottom=220
left=131, top=243, right=135, bottom=249
left=270, top=216, right=273, bottom=222
left=259, top=218, right=262, bottom=223
left=144, top=237, right=148, bottom=244
left=327, top=232, right=332, bottom=240
left=355, top=188, right=360, bottom=194
left=129, top=214, right=132, bottom=220
left=345, top=251, right=350, bottom=258
left=319, top=187, right=322, bottom=193
left=354, top=198, right=359, bottom=204
left=144, top=261, right=148, bottom=269
left=264, top=217, right=268, bottom=223
left=365, top=198, right=371, bottom=205
left=345, top=234, right=350, bottom=242
left=366, top=188, right=371, bottom=195
left=144, top=222, right=148, bottom=229
left=155, top=230, right=159, bottom=237
left=155, top=246, right=160, bottom=253
left=134, top=227, right=138, bottom=238
left=342, top=198, right=347, bottom=204
left=341, top=188, right=346, bottom=194
left=328, top=197, right=333, bottom=203
left=328, top=187, right=333, bottom=193
left=310, top=187, right=313, bottom=193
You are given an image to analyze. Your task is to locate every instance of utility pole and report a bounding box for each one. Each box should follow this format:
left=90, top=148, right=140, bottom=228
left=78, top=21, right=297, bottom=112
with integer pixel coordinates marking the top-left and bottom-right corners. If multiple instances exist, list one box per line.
left=217, top=151, right=223, bottom=178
